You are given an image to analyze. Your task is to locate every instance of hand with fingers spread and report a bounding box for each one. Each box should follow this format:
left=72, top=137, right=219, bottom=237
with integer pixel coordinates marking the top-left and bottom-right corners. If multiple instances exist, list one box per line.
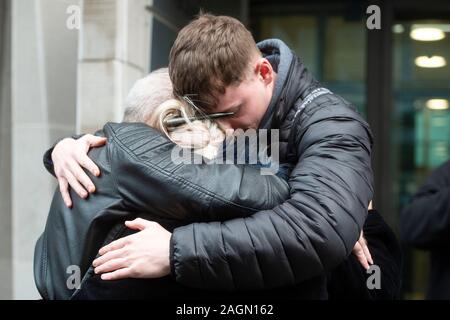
left=92, top=218, right=171, bottom=280
left=52, top=134, right=107, bottom=207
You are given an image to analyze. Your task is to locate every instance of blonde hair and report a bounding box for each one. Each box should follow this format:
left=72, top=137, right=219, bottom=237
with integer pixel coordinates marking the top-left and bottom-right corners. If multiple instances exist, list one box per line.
left=148, top=99, right=225, bottom=160
left=123, top=69, right=225, bottom=160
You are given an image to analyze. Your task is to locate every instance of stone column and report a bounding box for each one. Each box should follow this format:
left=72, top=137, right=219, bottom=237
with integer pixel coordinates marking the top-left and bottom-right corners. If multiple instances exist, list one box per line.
left=76, top=0, right=152, bottom=133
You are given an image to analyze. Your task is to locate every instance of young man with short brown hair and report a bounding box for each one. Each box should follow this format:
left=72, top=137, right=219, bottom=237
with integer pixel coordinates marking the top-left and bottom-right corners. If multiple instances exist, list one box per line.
left=97, top=13, right=377, bottom=297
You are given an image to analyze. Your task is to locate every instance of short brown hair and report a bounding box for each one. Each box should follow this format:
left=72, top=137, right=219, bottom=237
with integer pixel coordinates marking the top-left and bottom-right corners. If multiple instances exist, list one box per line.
left=169, top=13, right=261, bottom=111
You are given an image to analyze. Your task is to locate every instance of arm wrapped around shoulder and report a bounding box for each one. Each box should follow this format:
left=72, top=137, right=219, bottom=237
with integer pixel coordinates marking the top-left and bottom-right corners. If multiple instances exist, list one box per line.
left=171, top=101, right=374, bottom=291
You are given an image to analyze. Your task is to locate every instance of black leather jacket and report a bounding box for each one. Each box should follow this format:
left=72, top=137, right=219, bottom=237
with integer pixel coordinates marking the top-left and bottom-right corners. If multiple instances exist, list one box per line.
left=34, top=122, right=291, bottom=300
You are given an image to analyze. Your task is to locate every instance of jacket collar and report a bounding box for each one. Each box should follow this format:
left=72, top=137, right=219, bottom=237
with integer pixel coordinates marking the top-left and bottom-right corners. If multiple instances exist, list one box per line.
left=257, top=39, right=320, bottom=129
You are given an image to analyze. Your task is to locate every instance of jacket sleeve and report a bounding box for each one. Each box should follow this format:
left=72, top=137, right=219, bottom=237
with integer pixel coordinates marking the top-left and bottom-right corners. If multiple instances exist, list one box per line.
left=42, top=134, right=86, bottom=177
left=327, top=209, right=403, bottom=300
left=400, top=160, right=450, bottom=250
left=170, top=102, right=374, bottom=291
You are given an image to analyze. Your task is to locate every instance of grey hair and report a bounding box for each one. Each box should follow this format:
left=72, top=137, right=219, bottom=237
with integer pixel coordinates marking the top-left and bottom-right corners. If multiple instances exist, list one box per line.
left=122, top=68, right=226, bottom=159
left=123, top=68, right=174, bottom=123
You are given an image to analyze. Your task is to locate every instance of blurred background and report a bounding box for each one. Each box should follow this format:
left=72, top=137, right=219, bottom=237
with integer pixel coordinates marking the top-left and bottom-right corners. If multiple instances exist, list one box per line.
left=0, top=0, right=449, bottom=299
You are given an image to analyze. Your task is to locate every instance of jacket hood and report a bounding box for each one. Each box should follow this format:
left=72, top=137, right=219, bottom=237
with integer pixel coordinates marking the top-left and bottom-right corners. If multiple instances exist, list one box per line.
left=257, top=39, right=320, bottom=129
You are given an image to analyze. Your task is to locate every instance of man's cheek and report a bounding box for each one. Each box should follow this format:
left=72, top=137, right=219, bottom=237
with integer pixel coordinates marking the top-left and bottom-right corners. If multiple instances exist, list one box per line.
left=225, top=119, right=241, bottom=130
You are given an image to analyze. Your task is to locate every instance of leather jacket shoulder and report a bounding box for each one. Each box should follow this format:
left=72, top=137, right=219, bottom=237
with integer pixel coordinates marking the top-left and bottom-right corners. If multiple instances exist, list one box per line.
left=106, top=122, right=289, bottom=223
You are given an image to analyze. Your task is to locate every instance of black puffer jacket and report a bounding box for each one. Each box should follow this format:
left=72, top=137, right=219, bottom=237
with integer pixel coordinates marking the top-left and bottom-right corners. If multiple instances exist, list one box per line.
left=34, top=123, right=290, bottom=300
left=170, top=39, right=374, bottom=291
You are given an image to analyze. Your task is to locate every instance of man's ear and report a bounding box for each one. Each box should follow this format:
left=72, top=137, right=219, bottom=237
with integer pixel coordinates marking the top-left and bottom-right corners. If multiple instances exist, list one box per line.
left=255, top=58, right=274, bottom=85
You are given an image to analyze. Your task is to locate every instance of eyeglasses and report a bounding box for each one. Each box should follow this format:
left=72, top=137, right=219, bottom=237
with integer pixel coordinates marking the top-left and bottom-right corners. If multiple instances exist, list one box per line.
left=163, top=112, right=234, bottom=128
left=163, top=95, right=234, bottom=128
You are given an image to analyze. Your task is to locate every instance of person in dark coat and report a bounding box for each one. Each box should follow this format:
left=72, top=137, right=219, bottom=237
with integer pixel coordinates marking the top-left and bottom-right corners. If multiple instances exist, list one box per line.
left=150, top=15, right=375, bottom=293
left=401, top=159, right=450, bottom=299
